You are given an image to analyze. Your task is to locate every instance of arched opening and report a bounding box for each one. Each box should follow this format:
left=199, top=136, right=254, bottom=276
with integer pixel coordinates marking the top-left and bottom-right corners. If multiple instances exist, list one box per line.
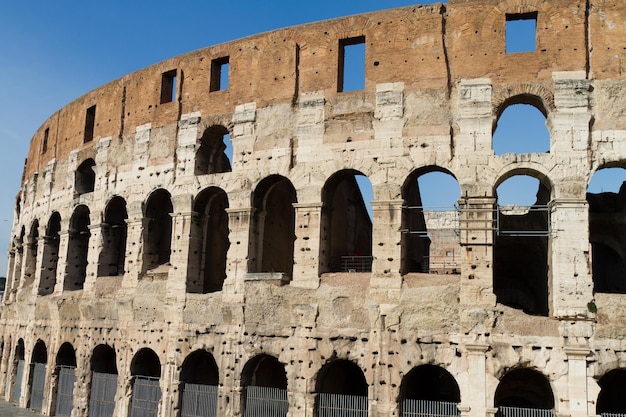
left=316, top=359, right=368, bottom=417
left=401, top=169, right=461, bottom=274
left=11, top=227, right=25, bottom=293
left=241, top=354, right=288, bottom=417
left=40, top=212, right=61, bottom=296
left=53, top=342, right=76, bottom=417
left=494, top=174, right=551, bottom=316
left=143, top=189, right=173, bottom=272
left=495, top=368, right=554, bottom=416
left=28, top=339, right=48, bottom=411
left=399, top=365, right=460, bottom=417
left=250, top=176, right=297, bottom=280
left=75, top=158, right=96, bottom=195
left=11, top=339, right=25, bottom=403
left=597, top=369, right=626, bottom=415
left=89, top=344, right=118, bottom=417
left=65, top=205, right=91, bottom=290
left=188, top=188, right=229, bottom=294
left=493, top=100, right=549, bottom=156
left=130, top=348, right=162, bottom=417
left=195, top=125, right=232, bottom=175
left=587, top=167, right=626, bottom=294
left=179, top=350, right=219, bottom=417
left=23, top=220, right=39, bottom=288
left=98, top=196, right=128, bottom=277
left=321, top=170, right=373, bottom=273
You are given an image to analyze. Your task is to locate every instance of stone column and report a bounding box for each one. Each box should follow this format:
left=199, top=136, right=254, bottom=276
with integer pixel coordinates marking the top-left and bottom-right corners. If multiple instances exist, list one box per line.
left=370, top=200, right=403, bottom=291
left=122, top=201, right=146, bottom=289
left=550, top=199, right=593, bottom=318
left=292, top=202, right=324, bottom=289
left=224, top=207, right=254, bottom=296
left=175, top=112, right=201, bottom=183
left=466, top=343, right=489, bottom=417
left=53, top=230, right=70, bottom=295
left=83, top=223, right=103, bottom=293
left=565, top=347, right=591, bottom=417
left=458, top=197, right=497, bottom=309
left=166, top=194, right=195, bottom=299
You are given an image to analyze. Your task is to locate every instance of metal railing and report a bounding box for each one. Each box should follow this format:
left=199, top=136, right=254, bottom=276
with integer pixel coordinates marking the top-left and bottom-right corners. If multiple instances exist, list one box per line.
left=29, top=362, right=46, bottom=411
left=130, top=376, right=161, bottom=417
left=496, top=406, right=554, bottom=417
left=401, top=399, right=460, bottom=417
left=331, top=256, right=373, bottom=272
left=496, top=205, right=550, bottom=237
left=600, top=413, right=626, bottom=417
left=89, top=372, right=117, bottom=417
left=317, top=393, right=368, bottom=417
left=244, top=385, right=288, bottom=417
left=55, top=365, right=76, bottom=417
left=181, top=383, right=218, bottom=417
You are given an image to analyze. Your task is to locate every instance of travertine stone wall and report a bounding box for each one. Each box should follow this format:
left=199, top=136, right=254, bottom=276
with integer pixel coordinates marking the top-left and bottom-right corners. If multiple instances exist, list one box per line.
left=1, top=1, right=626, bottom=417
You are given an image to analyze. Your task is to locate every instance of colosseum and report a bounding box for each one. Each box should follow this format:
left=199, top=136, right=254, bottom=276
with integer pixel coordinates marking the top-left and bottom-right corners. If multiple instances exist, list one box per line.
left=1, top=0, right=626, bottom=416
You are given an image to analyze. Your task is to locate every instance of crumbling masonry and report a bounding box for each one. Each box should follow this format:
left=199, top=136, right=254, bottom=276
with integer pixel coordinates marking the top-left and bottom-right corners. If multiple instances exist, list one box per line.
left=1, top=0, right=626, bottom=416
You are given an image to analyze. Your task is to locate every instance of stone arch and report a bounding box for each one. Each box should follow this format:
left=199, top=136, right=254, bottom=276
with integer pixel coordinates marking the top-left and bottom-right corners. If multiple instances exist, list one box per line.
left=52, top=342, right=76, bottom=416
left=399, top=364, right=461, bottom=416
left=75, top=158, right=96, bottom=195
left=98, top=196, right=128, bottom=277
left=143, top=188, right=173, bottom=272
left=88, top=344, right=118, bottom=417
left=597, top=369, right=626, bottom=415
left=188, top=187, right=230, bottom=294
left=40, top=212, right=61, bottom=296
left=65, top=205, right=90, bottom=291
left=249, top=175, right=297, bottom=279
left=492, top=88, right=555, bottom=121
left=179, top=350, right=220, bottom=417
left=494, top=368, right=555, bottom=410
left=11, top=338, right=25, bottom=403
left=129, top=348, right=162, bottom=417
left=321, top=169, right=373, bottom=273
left=241, top=354, right=288, bottom=417
left=316, top=359, right=368, bottom=416
left=401, top=167, right=461, bottom=274
left=586, top=166, right=626, bottom=294
left=493, top=169, right=552, bottom=316
left=27, top=339, right=47, bottom=411
left=493, top=95, right=551, bottom=155
left=23, top=219, right=39, bottom=288
left=195, top=125, right=232, bottom=175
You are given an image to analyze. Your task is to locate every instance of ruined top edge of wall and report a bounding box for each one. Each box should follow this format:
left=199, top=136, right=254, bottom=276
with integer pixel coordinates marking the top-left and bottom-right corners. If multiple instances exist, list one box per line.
left=21, top=0, right=624, bottom=181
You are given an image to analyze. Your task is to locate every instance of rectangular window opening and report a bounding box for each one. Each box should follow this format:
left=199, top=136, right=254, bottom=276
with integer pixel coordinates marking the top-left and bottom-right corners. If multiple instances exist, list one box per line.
left=84, top=105, right=96, bottom=143
left=210, top=57, right=229, bottom=92
left=506, top=12, right=537, bottom=54
left=42, top=128, right=49, bottom=154
left=160, top=69, right=177, bottom=103
left=338, top=36, right=366, bottom=93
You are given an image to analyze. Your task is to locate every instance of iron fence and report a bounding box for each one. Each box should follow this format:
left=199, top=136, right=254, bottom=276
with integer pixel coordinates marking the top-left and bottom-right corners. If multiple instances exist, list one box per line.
left=317, top=392, right=368, bottom=417
left=89, top=372, right=117, bottom=417
left=55, top=365, right=76, bottom=416
left=29, top=362, right=46, bottom=411
left=331, top=256, right=373, bottom=272
left=181, top=383, right=218, bottom=417
left=244, top=385, right=288, bottom=417
left=497, top=406, right=554, bottom=417
left=130, top=375, right=162, bottom=417
left=401, top=399, right=460, bottom=417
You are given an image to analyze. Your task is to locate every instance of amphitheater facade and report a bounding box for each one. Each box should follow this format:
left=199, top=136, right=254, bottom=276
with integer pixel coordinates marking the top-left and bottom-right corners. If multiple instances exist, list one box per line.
left=1, top=0, right=626, bottom=416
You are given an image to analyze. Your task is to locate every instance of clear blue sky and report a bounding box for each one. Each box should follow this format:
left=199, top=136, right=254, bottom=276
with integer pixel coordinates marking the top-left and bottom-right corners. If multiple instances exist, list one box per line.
left=0, top=1, right=622, bottom=275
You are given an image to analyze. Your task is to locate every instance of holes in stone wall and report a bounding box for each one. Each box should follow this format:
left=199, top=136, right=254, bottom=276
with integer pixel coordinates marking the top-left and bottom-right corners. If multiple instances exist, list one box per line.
left=42, top=128, right=49, bottom=154
left=75, top=159, right=96, bottom=196
left=195, top=125, right=232, bottom=175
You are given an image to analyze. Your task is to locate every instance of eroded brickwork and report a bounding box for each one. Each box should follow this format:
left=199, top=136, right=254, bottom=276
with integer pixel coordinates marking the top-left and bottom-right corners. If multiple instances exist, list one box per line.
left=1, top=1, right=626, bottom=416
